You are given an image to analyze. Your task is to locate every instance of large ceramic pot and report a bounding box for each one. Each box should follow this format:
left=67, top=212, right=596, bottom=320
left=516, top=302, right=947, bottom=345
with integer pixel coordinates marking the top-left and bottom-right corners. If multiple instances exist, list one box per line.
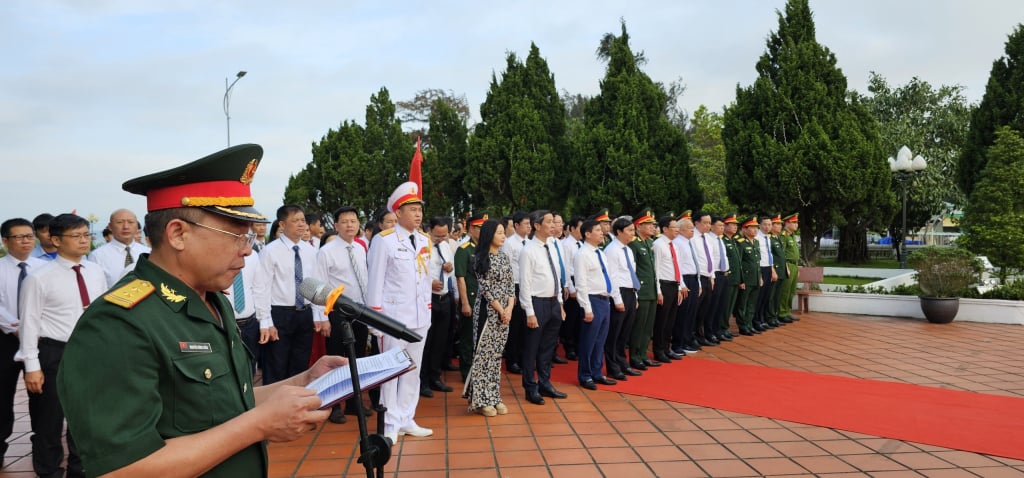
left=919, top=296, right=959, bottom=324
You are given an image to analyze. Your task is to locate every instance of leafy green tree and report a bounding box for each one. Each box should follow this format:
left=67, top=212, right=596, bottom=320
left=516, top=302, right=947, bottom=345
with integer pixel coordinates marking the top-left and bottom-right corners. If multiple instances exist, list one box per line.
left=572, top=22, right=701, bottom=217
left=465, top=43, right=568, bottom=213
left=858, top=73, right=971, bottom=260
left=423, top=98, right=469, bottom=218
left=960, top=127, right=1024, bottom=283
left=958, top=24, right=1024, bottom=197
left=283, top=87, right=411, bottom=218
left=686, top=105, right=735, bottom=214
left=722, top=0, right=891, bottom=264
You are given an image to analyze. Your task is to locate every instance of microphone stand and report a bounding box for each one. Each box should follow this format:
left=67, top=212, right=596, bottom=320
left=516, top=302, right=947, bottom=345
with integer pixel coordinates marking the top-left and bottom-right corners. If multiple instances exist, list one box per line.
left=330, top=310, right=391, bottom=478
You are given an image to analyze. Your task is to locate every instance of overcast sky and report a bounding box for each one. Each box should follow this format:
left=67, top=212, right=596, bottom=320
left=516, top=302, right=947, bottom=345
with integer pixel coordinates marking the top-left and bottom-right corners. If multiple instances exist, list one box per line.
left=2, top=0, right=1021, bottom=228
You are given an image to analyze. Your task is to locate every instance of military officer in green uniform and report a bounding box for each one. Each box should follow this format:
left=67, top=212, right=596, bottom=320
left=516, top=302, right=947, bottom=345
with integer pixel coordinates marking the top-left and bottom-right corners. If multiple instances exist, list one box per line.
left=736, top=216, right=762, bottom=336
left=627, top=208, right=661, bottom=370
left=719, top=213, right=743, bottom=338
left=456, top=211, right=487, bottom=381
left=767, top=214, right=788, bottom=327
left=57, top=145, right=346, bottom=477
left=777, top=213, right=801, bottom=322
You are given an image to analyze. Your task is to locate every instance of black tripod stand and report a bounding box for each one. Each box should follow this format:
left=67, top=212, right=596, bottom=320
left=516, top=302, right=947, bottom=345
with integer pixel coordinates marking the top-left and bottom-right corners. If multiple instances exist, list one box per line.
left=330, top=311, right=391, bottom=478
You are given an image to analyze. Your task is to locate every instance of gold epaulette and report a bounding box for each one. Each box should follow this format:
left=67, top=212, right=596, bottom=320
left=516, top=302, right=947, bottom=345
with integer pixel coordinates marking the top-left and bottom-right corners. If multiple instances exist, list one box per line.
left=460, top=241, right=473, bottom=249
left=737, top=237, right=745, bottom=243
left=104, top=279, right=156, bottom=309
left=378, top=228, right=395, bottom=237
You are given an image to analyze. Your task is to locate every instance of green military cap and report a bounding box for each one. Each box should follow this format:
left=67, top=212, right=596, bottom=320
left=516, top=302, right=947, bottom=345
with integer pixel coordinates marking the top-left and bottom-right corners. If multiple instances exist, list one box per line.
left=467, top=211, right=489, bottom=227
left=590, top=208, right=611, bottom=222
left=122, top=144, right=269, bottom=223
left=783, top=212, right=799, bottom=223
left=724, top=212, right=739, bottom=224
left=633, top=207, right=656, bottom=226
left=741, top=215, right=759, bottom=228
left=677, top=209, right=693, bottom=221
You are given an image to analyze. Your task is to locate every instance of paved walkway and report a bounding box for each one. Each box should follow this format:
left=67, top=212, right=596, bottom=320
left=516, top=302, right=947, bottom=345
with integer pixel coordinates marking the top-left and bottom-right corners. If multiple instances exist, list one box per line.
left=2, top=312, right=1023, bottom=477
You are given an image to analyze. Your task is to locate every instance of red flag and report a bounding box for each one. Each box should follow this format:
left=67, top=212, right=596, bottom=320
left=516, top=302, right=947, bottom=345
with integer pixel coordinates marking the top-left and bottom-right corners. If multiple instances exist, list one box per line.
left=409, top=137, right=423, bottom=199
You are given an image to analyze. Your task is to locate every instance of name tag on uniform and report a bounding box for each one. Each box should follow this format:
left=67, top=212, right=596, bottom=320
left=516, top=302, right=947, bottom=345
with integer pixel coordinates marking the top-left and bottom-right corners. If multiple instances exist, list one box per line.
left=179, top=342, right=212, bottom=353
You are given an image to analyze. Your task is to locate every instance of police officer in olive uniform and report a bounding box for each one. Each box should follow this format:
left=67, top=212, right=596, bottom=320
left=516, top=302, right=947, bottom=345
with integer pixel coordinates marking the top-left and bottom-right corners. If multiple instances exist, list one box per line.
left=778, top=213, right=801, bottom=322
left=628, top=208, right=661, bottom=370
left=455, top=211, right=487, bottom=381
left=719, top=214, right=743, bottom=338
left=736, top=216, right=762, bottom=336
left=57, top=144, right=345, bottom=477
left=767, top=214, right=788, bottom=327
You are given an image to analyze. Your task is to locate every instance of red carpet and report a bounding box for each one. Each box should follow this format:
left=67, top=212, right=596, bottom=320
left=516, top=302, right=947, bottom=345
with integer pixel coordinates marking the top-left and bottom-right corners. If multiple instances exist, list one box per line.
left=550, top=357, right=1024, bottom=460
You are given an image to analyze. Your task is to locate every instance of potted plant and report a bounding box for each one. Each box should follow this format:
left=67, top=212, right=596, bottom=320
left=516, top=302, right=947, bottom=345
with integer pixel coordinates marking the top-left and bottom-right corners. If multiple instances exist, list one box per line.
left=908, top=246, right=983, bottom=323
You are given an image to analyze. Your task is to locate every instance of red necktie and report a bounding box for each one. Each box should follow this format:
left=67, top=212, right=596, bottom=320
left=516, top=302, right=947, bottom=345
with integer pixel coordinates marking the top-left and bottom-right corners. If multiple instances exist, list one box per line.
left=668, top=242, right=681, bottom=282
left=72, top=264, right=91, bottom=307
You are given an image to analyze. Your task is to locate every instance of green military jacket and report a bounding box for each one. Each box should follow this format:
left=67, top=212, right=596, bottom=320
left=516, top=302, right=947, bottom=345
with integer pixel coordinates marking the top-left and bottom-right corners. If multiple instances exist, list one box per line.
left=770, top=234, right=788, bottom=278
left=454, top=240, right=478, bottom=313
left=781, top=232, right=799, bottom=266
left=628, top=236, right=657, bottom=301
left=737, top=236, right=762, bottom=287
left=58, top=255, right=265, bottom=477
left=723, top=234, right=743, bottom=286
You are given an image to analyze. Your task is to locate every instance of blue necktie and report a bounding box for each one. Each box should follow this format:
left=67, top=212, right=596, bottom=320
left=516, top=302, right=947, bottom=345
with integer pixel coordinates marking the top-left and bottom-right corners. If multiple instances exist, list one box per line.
left=293, top=245, right=303, bottom=308
left=436, top=245, right=454, bottom=293
left=232, top=271, right=245, bottom=313
left=554, top=241, right=566, bottom=288
left=623, top=247, right=640, bottom=290
left=718, top=237, right=727, bottom=271
left=767, top=235, right=774, bottom=266
left=596, top=249, right=612, bottom=294
left=17, top=262, right=27, bottom=312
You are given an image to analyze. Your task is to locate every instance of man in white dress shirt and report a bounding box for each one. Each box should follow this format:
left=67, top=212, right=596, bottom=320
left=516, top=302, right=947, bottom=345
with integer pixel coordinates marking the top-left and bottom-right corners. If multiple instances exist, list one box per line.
left=672, top=214, right=702, bottom=356
left=420, top=217, right=455, bottom=398
left=253, top=205, right=319, bottom=385
left=16, top=213, right=105, bottom=478
left=652, top=216, right=686, bottom=364
left=693, top=211, right=721, bottom=347
left=500, top=211, right=531, bottom=374
left=573, top=220, right=619, bottom=390
left=88, top=209, right=151, bottom=288
left=603, top=217, right=641, bottom=380
left=559, top=215, right=585, bottom=361
left=0, top=218, right=46, bottom=467
left=518, top=210, right=568, bottom=405
left=366, top=182, right=434, bottom=443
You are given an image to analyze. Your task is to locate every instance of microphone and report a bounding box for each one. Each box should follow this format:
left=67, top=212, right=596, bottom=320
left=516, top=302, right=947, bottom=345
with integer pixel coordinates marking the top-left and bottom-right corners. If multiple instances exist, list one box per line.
left=299, top=277, right=422, bottom=343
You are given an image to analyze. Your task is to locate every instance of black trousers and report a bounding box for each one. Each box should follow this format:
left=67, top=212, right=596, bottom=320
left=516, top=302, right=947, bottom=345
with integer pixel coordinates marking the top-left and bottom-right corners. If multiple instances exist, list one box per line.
left=560, top=287, right=583, bottom=355
left=0, top=333, right=21, bottom=459
left=653, top=280, right=680, bottom=354
left=236, top=315, right=260, bottom=375
left=755, top=267, right=775, bottom=325
left=696, top=275, right=716, bottom=338
left=504, top=284, right=525, bottom=367
left=264, top=306, right=314, bottom=385
left=672, top=275, right=700, bottom=351
left=605, top=288, right=637, bottom=376
left=521, top=297, right=561, bottom=393
left=708, top=272, right=729, bottom=335
left=421, top=293, right=453, bottom=383
left=30, top=338, right=80, bottom=478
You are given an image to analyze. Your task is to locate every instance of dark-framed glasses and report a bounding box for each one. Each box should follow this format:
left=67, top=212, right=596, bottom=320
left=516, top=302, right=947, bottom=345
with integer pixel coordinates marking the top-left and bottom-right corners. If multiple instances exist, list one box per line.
left=182, top=219, right=257, bottom=249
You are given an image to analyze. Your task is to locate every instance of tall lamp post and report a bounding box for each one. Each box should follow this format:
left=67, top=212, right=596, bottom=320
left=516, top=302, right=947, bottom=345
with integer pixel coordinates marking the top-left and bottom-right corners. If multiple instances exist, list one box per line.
left=888, top=145, right=928, bottom=268
left=223, top=70, right=247, bottom=147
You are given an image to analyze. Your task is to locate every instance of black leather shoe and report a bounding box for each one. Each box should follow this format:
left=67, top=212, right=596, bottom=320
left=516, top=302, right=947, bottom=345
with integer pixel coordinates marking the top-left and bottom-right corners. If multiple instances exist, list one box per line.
left=507, top=363, right=522, bottom=374
left=753, top=322, right=767, bottom=331
left=610, top=373, right=627, bottom=381
left=752, top=326, right=763, bottom=334
left=419, top=386, right=434, bottom=398
left=566, top=350, right=579, bottom=361
left=779, top=316, right=793, bottom=323
left=739, top=328, right=754, bottom=336
left=329, top=406, right=347, bottom=424
left=643, top=359, right=662, bottom=367
left=721, top=330, right=735, bottom=338
left=594, top=377, right=618, bottom=386
left=654, top=352, right=673, bottom=363
left=552, top=355, right=568, bottom=364
left=442, top=361, right=460, bottom=371
left=631, top=361, right=648, bottom=371
left=580, top=380, right=597, bottom=390
left=526, top=392, right=545, bottom=405
left=540, top=387, right=567, bottom=399
left=697, top=337, right=714, bottom=347
left=789, top=315, right=801, bottom=321
left=717, top=334, right=733, bottom=342
left=688, top=340, right=703, bottom=350
left=768, top=320, right=783, bottom=327
left=623, top=368, right=642, bottom=376
left=666, top=351, right=685, bottom=360
left=429, top=379, right=453, bottom=392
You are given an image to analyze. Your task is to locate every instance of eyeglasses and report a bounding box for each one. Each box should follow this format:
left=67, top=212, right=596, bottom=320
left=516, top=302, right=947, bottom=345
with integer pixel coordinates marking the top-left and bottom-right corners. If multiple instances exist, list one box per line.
left=61, top=233, right=94, bottom=241
left=182, top=219, right=257, bottom=249
left=4, top=234, right=35, bottom=242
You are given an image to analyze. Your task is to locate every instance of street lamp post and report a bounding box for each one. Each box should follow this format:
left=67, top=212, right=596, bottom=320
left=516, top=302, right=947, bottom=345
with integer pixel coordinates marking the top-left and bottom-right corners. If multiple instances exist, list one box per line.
left=888, top=145, right=928, bottom=268
left=223, top=70, right=247, bottom=147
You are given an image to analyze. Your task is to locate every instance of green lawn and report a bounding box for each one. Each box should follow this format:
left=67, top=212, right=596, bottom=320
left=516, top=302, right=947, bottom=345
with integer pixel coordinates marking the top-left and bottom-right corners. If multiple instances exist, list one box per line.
left=817, top=257, right=902, bottom=269
left=822, top=275, right=883, bottom=286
